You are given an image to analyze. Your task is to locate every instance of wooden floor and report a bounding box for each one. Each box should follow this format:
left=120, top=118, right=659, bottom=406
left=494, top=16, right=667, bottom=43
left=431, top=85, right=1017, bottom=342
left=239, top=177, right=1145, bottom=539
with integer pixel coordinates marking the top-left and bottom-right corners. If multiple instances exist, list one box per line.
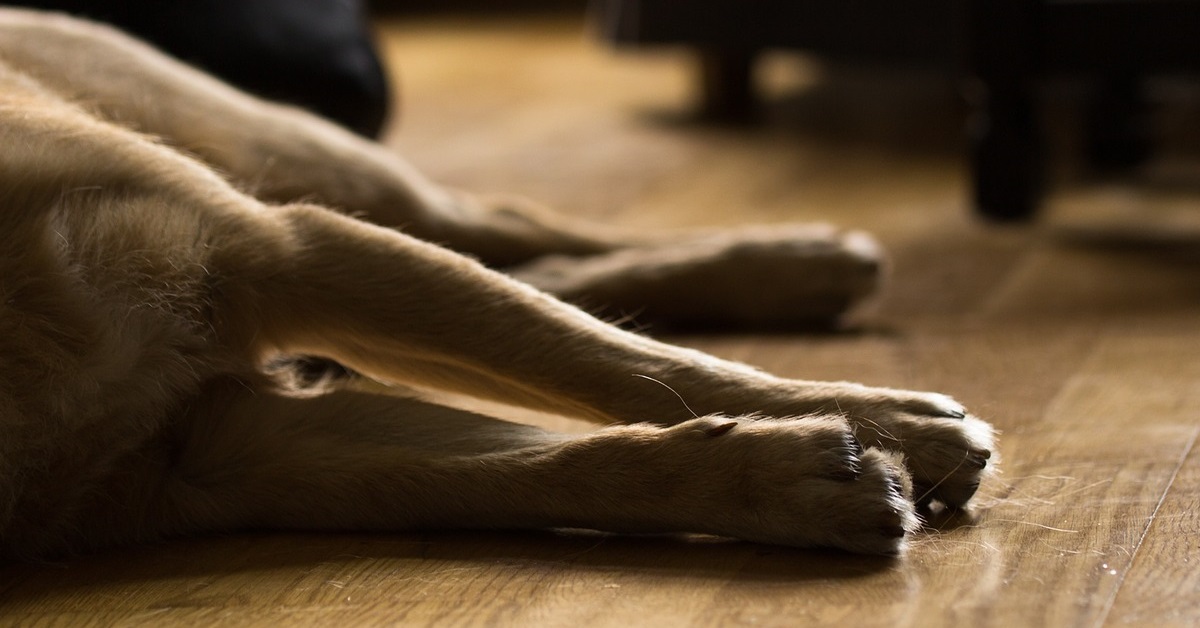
left=4, top=12, right=1200, bottom=627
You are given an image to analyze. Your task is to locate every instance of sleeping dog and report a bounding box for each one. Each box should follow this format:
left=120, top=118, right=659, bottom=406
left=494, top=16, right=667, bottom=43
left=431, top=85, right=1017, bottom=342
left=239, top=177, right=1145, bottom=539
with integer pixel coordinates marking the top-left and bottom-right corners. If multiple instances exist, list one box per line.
left=0, top=8, right=993, bottom=559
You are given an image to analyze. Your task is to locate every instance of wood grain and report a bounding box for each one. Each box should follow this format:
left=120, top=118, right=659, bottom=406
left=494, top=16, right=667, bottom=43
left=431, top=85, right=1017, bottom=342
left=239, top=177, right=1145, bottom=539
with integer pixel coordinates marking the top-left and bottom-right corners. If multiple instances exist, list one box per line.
left=2, top=11, right=1199, bottom=627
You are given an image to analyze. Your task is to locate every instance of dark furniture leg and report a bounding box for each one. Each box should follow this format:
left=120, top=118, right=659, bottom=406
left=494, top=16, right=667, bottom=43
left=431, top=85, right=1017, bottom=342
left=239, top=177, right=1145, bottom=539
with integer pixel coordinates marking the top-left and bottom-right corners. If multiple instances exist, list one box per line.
left=698, top=48, right=759, bottom=121
left=1086, top=73, right=1152, bottom=172
left=970, top=84, right=1043, bottom=221
left=969, top=0, right=1044, bottom=221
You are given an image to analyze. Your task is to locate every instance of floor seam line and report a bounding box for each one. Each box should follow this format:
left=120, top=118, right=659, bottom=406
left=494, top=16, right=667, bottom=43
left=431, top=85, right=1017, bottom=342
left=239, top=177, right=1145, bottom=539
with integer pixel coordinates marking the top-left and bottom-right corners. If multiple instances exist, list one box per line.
left=1093, top=423, right=1200, bottom=628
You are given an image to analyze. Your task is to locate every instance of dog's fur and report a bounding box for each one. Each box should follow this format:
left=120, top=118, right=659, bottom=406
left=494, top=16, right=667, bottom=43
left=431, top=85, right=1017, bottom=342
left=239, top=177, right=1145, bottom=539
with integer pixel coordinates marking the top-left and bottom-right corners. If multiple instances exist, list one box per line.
left=0, top=9, right=993, bottom=559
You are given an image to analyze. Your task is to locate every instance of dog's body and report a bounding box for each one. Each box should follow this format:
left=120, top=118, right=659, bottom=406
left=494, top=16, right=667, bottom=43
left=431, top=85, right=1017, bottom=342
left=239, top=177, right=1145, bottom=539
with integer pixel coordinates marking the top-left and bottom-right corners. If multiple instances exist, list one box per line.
left=0, top=9, right=992, bottom=559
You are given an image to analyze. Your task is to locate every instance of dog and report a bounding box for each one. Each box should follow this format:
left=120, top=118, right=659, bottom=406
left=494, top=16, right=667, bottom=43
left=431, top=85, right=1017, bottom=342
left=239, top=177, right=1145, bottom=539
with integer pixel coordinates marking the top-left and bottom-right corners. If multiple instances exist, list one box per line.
left=0, top=8, right=993, bottom=559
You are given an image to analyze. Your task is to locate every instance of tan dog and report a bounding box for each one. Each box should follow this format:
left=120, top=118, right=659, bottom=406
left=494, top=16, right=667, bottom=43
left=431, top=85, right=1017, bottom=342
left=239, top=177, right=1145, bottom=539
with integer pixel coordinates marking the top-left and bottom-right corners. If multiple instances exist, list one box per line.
left=0, top=9, right=993, bottom=559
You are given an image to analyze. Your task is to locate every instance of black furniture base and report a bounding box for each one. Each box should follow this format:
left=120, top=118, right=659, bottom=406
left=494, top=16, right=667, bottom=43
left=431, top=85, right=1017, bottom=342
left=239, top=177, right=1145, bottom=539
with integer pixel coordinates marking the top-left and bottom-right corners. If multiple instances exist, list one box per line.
left=593, top=0, right=1200, bottom=220
left=14, top=0, right=391, bottom=137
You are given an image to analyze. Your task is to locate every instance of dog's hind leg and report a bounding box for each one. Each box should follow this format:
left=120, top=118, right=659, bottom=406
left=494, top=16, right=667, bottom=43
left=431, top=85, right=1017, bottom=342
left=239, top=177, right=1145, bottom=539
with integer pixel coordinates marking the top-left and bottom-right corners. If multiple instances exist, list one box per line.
left=0, top=8, right=619, bottom=267
left=0, top=10, right=889, bottom=326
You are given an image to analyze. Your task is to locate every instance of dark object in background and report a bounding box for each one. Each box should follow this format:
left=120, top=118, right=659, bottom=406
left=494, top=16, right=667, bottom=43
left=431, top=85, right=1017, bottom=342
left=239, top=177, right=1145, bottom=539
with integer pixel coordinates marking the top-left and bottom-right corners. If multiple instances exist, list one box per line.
left=595, top=0, right=1200, bottom=222
left=594, top=0, right=961, bottom=120
left=14, top=0, right=391, bottom=137
left=964, top=0, right=1199, bottom=221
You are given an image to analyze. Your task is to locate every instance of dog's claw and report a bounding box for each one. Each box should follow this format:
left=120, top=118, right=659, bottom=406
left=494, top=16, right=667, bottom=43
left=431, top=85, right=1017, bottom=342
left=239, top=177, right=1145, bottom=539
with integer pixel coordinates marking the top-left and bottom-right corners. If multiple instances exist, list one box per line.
left=922, top=394, right=967, bottom=419
left=704, top=421, right=738, bottom=437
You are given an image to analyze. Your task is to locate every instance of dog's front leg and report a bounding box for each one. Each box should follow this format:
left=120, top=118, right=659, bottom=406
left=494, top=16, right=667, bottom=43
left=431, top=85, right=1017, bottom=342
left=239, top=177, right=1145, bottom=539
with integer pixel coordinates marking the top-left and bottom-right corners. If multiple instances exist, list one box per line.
left=224, top=204, right=851, bottom=427
left=227, top=205, right=956, bottom=424
left=146, top=386, right=919, bottom=556
left=220, top=203, right=741, bottom=424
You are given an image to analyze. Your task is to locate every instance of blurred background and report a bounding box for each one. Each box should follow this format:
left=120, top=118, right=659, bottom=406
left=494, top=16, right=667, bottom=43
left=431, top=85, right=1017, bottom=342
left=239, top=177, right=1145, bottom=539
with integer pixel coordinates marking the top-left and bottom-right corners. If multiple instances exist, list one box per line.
left=13, top=0, right=1200, bottom=227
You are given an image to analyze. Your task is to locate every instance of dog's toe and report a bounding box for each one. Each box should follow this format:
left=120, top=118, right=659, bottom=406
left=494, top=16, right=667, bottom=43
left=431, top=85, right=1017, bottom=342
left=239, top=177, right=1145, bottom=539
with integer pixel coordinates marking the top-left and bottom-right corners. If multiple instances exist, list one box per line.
left=898, top=415, right=996, bottom=509
left=685, top=417, right=921, bottom=555
left=819, top=448, right=919, bottom=555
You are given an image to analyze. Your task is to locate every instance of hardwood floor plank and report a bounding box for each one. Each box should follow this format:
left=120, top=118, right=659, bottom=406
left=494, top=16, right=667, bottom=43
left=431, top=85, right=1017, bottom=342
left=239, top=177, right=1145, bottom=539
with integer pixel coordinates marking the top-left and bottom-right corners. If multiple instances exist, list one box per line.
left=1102, top=416, right=1200, bottom=627
left=952, top=332, right=1200, bottom=626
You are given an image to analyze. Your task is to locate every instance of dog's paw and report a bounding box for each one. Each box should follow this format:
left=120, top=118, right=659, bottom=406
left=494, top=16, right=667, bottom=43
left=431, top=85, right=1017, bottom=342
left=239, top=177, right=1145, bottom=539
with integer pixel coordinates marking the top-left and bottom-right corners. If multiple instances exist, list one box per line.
left=675, top=225, right=885, bottom=327
left=672, top=416, right=918, bottom=554
left=857, top=412, right=995, bottom=509
left=697, top=225, right=884, bottom=322
left=512, top=224, right=883, bottom=328
left=800, top=385, right=996, bottom=508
